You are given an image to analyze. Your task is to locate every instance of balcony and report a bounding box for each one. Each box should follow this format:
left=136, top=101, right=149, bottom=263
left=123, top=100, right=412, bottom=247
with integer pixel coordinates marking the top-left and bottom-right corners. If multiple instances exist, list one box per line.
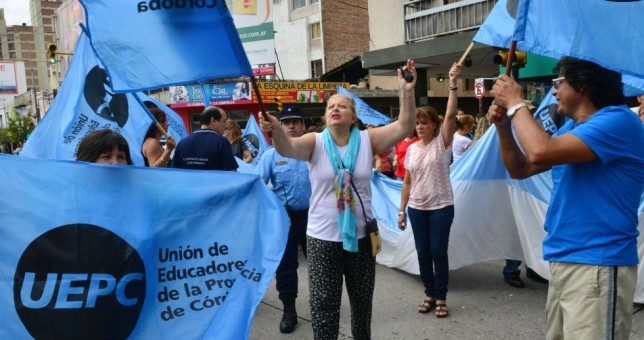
left=404, top=0, right=499, bottom=42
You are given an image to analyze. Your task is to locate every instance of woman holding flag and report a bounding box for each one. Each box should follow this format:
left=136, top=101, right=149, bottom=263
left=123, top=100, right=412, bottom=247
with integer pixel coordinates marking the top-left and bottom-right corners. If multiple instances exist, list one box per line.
left=141, top=107, right=176, bottom=167
left=259, top=59, right=417, bottom=339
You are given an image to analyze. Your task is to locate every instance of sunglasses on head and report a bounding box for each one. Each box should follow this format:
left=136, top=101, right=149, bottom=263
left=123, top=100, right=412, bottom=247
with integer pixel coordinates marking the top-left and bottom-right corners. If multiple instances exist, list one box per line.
left=552, top=76, right=565, bottom=90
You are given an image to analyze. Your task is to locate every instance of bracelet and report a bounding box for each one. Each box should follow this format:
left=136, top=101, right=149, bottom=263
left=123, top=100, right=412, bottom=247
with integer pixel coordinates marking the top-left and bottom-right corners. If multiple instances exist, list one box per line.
left=449, top=85, right=458, bottom=91
left=398, top=211, right=406, bottom=216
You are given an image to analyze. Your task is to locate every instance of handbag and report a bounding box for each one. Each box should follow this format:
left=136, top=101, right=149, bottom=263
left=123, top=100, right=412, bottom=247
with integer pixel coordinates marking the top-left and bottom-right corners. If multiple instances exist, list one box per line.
left=350, top=180, right=381, bottom=257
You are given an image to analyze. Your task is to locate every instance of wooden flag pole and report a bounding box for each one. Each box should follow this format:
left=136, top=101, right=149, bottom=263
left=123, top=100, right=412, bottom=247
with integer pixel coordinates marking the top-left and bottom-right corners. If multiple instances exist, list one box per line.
left=154, top=121, right=169, bottom=138
left=505, top=41, right=517, bottom=76
left=250, top=75, right=267, bottom=119
left=458, top=42, right=475, bottom=65
left=250, top=75, right=271, bottom=138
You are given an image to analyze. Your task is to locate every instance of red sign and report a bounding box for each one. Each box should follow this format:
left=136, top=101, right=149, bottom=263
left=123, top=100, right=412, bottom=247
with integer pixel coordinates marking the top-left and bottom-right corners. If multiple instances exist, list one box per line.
left=474, top=82, right=485, bottom=99
left=252, top=66, right=275, bottom=76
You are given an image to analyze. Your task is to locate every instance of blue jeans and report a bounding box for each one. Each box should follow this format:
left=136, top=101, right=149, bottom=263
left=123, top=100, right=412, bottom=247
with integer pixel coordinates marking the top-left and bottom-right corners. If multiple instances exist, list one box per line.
left=407, top=205, right=454, bottom=300
left=504, top=260, right=522, bottom=278
left=276, top=209, right=308, bottom=301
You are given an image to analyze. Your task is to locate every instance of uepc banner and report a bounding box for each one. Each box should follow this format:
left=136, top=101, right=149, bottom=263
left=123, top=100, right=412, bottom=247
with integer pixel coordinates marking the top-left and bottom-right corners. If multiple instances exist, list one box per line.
left=0, top=155, right=288, bottom=339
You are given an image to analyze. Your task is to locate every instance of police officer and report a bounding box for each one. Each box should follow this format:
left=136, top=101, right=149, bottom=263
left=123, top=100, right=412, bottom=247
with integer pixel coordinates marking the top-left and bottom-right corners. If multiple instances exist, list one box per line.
left=256, top=106, right=311, bottom=334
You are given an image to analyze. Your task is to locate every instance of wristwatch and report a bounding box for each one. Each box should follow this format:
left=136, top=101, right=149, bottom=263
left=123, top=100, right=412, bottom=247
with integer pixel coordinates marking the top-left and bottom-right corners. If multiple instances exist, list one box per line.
left=506, top=102, right=527, bottom=119
left=398, top=211, right=406, bottom=216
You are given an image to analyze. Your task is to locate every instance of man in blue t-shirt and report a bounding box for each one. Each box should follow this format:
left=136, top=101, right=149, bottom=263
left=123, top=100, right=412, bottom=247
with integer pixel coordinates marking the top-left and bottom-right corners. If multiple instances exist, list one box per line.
left=489, top=57, right=644, bottom=339
left=172, top=106, right=237, bottom=171
left=255, top=106, right=311, bottom=334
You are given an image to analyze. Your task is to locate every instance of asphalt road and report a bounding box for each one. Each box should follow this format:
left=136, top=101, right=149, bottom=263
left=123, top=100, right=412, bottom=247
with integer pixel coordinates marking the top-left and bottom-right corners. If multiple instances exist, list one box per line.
left=250, top=257, right=644, bottom=339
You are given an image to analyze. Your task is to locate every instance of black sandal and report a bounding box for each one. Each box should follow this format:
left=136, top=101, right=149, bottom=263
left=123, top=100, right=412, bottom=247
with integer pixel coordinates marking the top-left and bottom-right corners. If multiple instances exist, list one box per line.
left=417, top=298, right=435, bottom=314
left=435, top=302, right=448, bottom=318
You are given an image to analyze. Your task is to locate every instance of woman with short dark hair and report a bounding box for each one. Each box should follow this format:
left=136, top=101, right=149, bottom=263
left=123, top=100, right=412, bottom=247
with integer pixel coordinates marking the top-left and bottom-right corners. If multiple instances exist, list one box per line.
left=76, top=129, right=133, bottom=165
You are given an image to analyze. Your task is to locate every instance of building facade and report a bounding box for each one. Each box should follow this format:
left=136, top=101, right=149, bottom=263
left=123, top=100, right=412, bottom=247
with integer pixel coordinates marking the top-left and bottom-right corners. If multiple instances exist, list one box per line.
left=273, top=0, right=369, bottom=82
left=363, top=0, right=557, bottom=116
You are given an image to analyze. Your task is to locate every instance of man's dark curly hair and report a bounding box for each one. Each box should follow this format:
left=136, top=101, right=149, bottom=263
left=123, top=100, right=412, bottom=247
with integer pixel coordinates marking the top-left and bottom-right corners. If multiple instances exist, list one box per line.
left=553, top=57, right=623, bottom=109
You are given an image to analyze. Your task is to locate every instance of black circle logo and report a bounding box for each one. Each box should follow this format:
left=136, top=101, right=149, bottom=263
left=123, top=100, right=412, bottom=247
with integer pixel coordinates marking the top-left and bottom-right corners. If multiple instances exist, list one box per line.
left=243, top=134, right=261, bottom=158
left=14, top=224, right=146, bottom=339
left=84, top=66, right=130, bottom=128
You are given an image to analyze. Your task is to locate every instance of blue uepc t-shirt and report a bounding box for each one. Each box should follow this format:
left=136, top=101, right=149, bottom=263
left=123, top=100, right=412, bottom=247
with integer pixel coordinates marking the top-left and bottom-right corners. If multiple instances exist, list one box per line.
left=544, top=106, right=644, bottom=266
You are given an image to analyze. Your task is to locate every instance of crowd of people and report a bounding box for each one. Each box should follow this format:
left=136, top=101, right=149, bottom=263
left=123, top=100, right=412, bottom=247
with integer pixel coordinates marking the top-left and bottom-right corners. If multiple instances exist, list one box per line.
left=68, top=55, right=643, bottom=340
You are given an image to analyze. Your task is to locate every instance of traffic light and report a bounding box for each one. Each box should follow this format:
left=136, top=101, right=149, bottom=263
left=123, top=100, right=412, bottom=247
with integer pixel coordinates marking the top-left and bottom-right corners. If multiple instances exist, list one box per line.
left=47, top=43, right=57, bottom=64
left=274, top=96, right=283, bottom=112
left=493, top=50, right=527, bottom=66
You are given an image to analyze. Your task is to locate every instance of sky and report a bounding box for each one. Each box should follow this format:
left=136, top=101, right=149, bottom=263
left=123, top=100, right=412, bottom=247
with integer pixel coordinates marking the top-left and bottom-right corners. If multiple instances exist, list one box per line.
left=1, top=0, right=32, bottom=26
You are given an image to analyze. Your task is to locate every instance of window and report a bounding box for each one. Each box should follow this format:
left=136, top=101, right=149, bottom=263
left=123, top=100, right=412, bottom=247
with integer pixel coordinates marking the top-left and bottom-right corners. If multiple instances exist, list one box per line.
left=310, top=0, right=319, bottom=3
left=311, top=60, right=323, bottom=79
left=292, top=0, right=306, bottom=10
left=310, top=22, right=321, bottom=40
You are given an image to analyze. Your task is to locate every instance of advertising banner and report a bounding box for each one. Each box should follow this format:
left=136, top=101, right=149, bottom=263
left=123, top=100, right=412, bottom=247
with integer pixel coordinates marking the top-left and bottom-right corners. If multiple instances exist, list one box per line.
left=225, top=0, right=276, bottom=66
left=255, top=81, right=349, bottom=104
left=170, top=81, right=349, bottom=107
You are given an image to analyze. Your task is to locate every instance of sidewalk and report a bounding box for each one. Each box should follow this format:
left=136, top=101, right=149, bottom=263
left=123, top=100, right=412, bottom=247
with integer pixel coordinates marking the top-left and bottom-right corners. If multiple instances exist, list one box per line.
left=250, top=257, right=644, bottom=339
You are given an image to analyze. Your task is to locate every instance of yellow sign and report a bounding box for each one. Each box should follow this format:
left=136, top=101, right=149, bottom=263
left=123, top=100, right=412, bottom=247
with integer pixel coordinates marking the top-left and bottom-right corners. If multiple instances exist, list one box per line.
left=255, top=82, right=349, bottom=104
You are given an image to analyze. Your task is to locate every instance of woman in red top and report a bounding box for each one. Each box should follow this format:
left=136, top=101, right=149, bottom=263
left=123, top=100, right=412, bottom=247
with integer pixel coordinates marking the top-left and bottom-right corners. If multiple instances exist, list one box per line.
left=393, top=130, right=419, bottom=179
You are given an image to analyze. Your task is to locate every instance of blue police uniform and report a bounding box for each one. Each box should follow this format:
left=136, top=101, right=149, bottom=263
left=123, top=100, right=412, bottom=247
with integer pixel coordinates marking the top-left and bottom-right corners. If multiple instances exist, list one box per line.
left=256, top=147, right=311, bottom=301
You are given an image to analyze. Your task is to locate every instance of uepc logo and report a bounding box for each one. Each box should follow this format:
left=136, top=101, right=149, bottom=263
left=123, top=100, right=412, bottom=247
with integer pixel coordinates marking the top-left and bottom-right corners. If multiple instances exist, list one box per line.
left=13, top=224, right=146, bottom=339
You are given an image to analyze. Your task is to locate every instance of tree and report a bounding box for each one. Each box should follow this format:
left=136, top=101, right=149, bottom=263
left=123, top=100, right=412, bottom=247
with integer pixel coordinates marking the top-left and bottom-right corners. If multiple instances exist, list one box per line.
left=5, top=114, right=35, bottom=146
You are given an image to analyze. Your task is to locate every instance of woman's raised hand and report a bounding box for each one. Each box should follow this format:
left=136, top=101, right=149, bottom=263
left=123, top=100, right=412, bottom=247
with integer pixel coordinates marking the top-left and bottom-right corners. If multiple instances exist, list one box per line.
left=398, top=59, right=417, bottom=95
left=259, top=111, right=279, bottom=132
left=448, top=62, right=462, bottom=82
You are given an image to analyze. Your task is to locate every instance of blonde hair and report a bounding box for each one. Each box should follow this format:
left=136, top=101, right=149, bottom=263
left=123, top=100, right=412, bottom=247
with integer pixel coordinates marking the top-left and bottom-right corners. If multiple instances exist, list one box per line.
left=326, top=93, right=358, bottom=126
left=456, top=114, right=475, bottom=131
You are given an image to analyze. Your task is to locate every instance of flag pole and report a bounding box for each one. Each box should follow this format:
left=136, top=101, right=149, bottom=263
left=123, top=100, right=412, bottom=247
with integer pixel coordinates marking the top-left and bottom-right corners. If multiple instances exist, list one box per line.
left=505, top=41, right=517, bottom=76
left=250, top=75, right=267, bottom=120
left=154, top=121, right=169, bottom=138
left=458, top=42, right=475, bottom=65
left=250, top=75, right=272, bottom=138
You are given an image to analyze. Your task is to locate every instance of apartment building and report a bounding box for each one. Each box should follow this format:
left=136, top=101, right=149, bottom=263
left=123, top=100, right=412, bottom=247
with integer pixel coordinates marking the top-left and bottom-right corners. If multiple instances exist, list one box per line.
left=273, top=0, right=369, bottom=81
left=364, top=0, right=500, bottom=114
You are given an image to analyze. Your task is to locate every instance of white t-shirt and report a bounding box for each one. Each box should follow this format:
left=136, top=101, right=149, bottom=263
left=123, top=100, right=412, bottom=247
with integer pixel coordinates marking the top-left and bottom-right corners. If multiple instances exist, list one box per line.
left=452, top=133, right=471, bottom=162
left=405, top=136, right=453, bottom=211
left=307, top=130, right=373, bottom=242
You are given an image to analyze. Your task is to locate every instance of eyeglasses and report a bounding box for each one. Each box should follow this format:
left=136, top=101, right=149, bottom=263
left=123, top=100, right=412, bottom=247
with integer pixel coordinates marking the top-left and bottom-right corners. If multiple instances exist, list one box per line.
left=552, top=76, right=565, bottom=90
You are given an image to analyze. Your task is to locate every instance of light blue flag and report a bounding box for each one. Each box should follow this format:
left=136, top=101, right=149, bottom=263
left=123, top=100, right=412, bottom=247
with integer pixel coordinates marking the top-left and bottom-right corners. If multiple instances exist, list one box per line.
left=0, top=155, right=288, bottom=339
left=20, top=30, right=165, bottom=166
left=624, top=75, right=644, bottom=97
left=242, top=114, right=270, bottom=166
left=80, top=0, right=252, bottom=92
left=338, top=87, right=392, bottom=126
left=473, top=0, right=644, bottom=95
left=235, top=156, right=257, bottom=173
left=136, top=93, right=189, bottom=144
left=531, top=88, right=567, bottom=135
left=370, top=172, right=404, bottom=234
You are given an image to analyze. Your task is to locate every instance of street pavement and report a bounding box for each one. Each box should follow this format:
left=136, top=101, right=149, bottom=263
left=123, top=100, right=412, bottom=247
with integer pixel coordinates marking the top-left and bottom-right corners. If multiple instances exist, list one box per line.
left=250, top=256, right=644, bottom=339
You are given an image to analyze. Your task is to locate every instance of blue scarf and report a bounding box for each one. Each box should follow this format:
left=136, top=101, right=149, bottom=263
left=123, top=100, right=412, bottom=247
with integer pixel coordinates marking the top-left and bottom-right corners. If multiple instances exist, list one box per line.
left=322, top=127, right=361, bottom=252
